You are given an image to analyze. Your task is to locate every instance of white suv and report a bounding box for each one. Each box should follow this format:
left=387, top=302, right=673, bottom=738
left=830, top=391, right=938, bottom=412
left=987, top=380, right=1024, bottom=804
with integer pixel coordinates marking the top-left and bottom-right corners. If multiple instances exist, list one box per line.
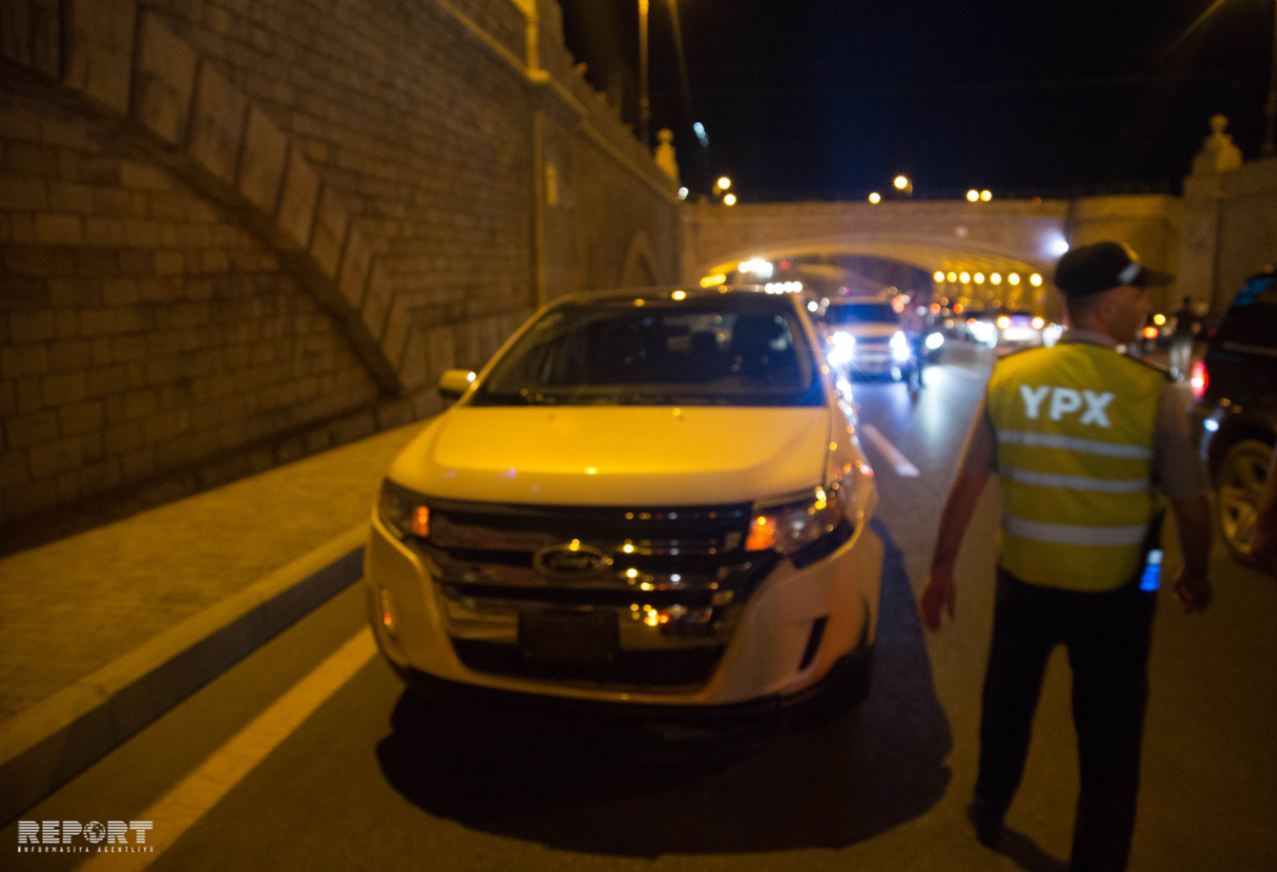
left=365, top=288, right=883, bottom=718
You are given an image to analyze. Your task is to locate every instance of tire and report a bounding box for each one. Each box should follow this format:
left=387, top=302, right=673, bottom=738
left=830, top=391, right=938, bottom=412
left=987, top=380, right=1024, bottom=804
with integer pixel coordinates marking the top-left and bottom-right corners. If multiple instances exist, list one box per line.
left=1215, top=437, right=1275, bottom=566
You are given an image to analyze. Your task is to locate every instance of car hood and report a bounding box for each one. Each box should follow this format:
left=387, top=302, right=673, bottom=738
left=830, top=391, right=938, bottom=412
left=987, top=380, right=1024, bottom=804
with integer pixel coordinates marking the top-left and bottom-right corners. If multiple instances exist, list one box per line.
left=387, top=406, right=832, bottom=506
left=830, top=323, right=900, bottom=340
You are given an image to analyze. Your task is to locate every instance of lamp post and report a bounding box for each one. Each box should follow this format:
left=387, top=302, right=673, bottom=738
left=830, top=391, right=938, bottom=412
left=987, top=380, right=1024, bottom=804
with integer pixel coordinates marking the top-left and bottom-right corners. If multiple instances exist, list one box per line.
left=638, top=0, right=651, bottom=145
left=1263, top=0, right=1277, bottom=155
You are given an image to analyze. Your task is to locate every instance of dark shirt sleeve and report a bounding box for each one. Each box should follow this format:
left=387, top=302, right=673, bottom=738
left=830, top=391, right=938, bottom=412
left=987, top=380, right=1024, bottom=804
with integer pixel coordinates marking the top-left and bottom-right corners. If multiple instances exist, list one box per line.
left=1154, top=383, right=1209, bottom=499
left=961, top=395, right=998, bottom=476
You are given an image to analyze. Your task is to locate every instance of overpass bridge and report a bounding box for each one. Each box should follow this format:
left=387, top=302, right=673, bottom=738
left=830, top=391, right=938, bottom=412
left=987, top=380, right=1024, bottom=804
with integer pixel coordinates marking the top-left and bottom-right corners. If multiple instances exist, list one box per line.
left=681, top=195, right=1182, bottom=314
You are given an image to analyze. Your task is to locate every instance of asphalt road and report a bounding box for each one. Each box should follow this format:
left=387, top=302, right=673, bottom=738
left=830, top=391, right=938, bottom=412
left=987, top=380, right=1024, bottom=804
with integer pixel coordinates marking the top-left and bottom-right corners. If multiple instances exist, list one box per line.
left=6, top=344, right=1275, bottom=871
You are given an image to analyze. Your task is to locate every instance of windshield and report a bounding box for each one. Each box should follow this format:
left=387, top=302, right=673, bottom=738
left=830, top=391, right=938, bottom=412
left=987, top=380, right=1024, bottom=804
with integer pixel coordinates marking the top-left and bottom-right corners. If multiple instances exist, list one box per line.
left=822, top=303, right=898, bottom=326
left=470, top=296, right=823, bottom=407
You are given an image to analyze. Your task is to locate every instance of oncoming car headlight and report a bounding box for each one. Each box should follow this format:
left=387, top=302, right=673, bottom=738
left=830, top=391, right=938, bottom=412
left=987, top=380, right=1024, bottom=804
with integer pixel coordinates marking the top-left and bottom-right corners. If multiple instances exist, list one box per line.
left=746, top=484, right=851, bottom=562
left=890, top=330, right=911, bottom=362
left=378, top=479, right=431, bottom=540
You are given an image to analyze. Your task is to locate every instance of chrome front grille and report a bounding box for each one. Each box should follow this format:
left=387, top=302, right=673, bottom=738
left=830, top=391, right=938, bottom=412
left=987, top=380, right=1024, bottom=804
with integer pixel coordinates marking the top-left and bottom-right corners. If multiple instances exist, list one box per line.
left=411, top=498, right=776, bottom=689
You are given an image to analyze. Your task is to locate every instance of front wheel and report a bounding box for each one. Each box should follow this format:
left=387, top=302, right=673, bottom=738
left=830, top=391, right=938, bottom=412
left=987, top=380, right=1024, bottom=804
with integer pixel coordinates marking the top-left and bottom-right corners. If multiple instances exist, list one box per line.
left=1215, top=437, right=1275, bottom=566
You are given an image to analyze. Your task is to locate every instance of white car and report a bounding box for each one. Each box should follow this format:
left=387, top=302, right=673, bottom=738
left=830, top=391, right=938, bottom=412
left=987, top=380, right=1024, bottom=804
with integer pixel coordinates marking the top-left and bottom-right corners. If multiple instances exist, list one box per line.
left=364, top=288, right=884, bottom=719
left=820, top=297, right=917, bottom=383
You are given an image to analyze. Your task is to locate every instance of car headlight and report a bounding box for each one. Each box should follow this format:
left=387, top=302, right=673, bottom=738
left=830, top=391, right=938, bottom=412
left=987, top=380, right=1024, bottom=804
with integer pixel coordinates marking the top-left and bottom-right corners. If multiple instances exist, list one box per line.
left=378, top=479, right=430, bottom=540
left=925, top=331, right=945, bottom=351
left=890, top=330, right=911, bottom=362
left=746, top=484, right=848, bottom=558
left=830, top=330, right=855, bottom=348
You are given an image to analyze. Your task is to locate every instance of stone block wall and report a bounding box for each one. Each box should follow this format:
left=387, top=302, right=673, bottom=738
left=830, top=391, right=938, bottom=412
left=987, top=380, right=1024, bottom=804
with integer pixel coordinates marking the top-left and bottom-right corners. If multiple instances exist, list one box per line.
left=1182, top=157, right=1277, bottom=313
left=0, top=0, right=681, bottom=543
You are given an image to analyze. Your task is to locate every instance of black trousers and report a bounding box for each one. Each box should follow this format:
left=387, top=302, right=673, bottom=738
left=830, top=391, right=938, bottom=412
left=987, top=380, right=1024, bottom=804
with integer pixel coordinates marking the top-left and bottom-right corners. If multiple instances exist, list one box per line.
left=976, top=567, right=1156, bottom=872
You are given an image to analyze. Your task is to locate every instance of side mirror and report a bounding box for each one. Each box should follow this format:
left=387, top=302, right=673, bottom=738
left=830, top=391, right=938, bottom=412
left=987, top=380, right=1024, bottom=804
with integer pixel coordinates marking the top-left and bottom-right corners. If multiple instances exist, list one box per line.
left=437, top=369, right=476, bottom=402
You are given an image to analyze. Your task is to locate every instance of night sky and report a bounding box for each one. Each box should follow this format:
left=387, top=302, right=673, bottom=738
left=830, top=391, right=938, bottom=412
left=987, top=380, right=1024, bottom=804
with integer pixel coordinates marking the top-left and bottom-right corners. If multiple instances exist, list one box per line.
left=558, top=0, right=1274, bottom=201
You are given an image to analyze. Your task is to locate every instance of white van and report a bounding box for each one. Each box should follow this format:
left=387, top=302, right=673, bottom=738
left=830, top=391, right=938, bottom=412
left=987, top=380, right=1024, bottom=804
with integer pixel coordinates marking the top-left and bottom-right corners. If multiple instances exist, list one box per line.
left=364, top=287, right=884, bottom=718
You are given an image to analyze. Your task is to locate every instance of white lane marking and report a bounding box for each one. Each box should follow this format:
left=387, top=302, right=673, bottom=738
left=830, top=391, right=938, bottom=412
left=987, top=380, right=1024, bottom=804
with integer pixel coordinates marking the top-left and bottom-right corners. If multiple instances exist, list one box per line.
left=82, top=629, right=376, bottom=870
left=862, top=424, right=920, bottom=477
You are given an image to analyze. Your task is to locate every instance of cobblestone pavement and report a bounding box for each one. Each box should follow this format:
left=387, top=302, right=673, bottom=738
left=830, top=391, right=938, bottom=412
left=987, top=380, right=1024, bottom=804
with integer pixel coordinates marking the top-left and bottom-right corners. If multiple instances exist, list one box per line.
left=0, top=421, right=423, bottom=721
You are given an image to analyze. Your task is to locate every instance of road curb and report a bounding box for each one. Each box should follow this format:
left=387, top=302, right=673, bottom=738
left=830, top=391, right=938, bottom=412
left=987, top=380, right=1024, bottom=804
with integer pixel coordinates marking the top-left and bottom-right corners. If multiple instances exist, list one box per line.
left=0, top=524, right=368, bottom=825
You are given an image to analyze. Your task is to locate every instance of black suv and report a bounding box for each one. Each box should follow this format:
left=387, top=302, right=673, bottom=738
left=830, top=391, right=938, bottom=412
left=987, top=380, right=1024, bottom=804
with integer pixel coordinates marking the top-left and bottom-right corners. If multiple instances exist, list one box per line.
left=1192, top=266, right=1277, bottom=565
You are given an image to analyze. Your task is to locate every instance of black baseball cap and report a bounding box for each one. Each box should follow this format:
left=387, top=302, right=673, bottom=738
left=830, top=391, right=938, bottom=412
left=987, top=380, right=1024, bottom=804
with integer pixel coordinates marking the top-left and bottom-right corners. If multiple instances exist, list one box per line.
left=1053, top=241, right=1174, bottom=297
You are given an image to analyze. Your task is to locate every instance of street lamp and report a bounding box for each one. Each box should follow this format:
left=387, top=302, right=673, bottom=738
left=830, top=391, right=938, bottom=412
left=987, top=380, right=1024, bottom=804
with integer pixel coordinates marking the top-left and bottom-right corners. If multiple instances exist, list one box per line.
left=868, top=192, right=882, bottom=204
left=723, top=192, right=738, bottom=206
left=715, top=175, right=733, bottom=192
left=638, top=0, right=650, bottom=145
left=1265, top=0, right=1277, bottom=154
left=893, top=174, right=913, bottom=195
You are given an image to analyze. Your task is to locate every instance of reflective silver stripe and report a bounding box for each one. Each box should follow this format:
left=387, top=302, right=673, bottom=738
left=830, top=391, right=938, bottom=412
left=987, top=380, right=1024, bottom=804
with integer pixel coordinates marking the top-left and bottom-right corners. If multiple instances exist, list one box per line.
left=1002, top=467, right=1148, bottom=493
left=999, top=430, right=1152, bottom=459
left=1003, top=515, right=1147, bottom=546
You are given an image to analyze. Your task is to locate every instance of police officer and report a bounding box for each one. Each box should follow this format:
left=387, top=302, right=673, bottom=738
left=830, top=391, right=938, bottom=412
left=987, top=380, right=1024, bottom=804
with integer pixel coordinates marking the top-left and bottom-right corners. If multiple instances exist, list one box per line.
left=918, top=241, right=1213, bottom=871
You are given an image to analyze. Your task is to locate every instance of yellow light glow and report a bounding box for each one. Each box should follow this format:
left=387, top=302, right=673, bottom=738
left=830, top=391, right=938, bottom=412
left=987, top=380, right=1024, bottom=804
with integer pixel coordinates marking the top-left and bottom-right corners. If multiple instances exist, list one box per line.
left=868, top=191, right=882, bottom=204
left=723, top=193, right=737, bottom=206
left=640, top=582, right=655, bottom=592
left=893, top=174, right=910, bottom=190
left=1030, top=273, right=1043, bottom=287
left=622, top=542, right=635, bottom=554
left=959, top=271, right=971, bottom=284
left=933, top=270, right=945, bottom=282
left=634, top=299, right=646, bottom=306
left=671, top=289, right=687, bottom=301
left=974, top=272, right=985, bottom=285
left=966, top=189, right=980, bottom=203
left=813, top=486, right=828, bottom=511
left=699, top=273, right=727, bottom=288
left=410, top=505, right=430, bottom=538
left=946, top=271, right=958, bottom=283
left=991, top=272, right=1002, bottom=285
left=1153, top=313, right=1167, bottom=326
left=980, top=189, right=992, bottom=202
left=1032, top=316, right=1045, bottom=329
left=996, top=315, right=1011, bottom=329
left=626, top=568, right=639, bottom=579
left=745, top=514, right=777, bottom=551
left=1008, top=273, right=1021, bottom=286
left=585, top=466, right=598, bottom=475
left=715, top=175, right=732, bottom=191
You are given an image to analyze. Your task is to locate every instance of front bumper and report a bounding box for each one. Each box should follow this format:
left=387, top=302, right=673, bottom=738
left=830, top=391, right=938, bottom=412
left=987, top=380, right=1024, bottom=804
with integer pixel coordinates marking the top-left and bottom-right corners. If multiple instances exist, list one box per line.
left=364, top=511, right=883, bottom=709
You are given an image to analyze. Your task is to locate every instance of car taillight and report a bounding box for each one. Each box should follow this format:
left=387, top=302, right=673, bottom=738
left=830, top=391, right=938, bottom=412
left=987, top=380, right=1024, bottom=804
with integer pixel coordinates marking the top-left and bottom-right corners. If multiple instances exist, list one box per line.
left=1141, top=325, right=1158, bottom=340
left=1190, top=360, right=1208, bottom=399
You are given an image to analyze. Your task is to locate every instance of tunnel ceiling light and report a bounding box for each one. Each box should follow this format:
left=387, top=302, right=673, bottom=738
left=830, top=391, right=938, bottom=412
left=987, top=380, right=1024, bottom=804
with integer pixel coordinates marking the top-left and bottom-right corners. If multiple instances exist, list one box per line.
left=959, top=271, right=971, bottom=284
left=1008, top=273, right=1021, bottom=286
left=1029, top=273, right=1043, bottom=287
left=933, top=270, right=946, bottom=283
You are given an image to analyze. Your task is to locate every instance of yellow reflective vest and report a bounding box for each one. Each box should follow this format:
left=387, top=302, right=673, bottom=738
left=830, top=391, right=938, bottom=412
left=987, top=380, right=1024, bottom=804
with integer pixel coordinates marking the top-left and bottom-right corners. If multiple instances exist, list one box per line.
left=986, top=341, right=1168, bottom=591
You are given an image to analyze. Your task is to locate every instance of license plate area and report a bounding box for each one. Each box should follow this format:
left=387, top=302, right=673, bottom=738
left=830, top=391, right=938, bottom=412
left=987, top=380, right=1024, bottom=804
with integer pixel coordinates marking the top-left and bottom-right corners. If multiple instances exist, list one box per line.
left=518, top=611, right=619, bottom=665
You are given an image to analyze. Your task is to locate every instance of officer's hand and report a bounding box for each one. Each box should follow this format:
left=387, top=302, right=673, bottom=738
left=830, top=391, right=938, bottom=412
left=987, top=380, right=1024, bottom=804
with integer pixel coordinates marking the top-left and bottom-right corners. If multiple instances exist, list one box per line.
left=919, top=568, right=957, bottom=631
left=1173, top=570, right=1212, bottom=613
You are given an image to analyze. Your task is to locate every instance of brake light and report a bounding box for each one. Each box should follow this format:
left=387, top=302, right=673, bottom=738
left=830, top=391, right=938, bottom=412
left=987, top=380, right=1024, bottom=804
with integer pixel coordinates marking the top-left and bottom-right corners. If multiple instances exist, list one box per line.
left=1190, top=361, right=1208, bottom=399
left=1142, top=325, right=1158, bottom=340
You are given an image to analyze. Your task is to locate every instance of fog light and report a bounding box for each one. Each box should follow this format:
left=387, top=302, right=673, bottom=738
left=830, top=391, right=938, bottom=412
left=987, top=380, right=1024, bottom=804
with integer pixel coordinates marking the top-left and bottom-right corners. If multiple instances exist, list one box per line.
left=378, top=587, right=398, bottom=637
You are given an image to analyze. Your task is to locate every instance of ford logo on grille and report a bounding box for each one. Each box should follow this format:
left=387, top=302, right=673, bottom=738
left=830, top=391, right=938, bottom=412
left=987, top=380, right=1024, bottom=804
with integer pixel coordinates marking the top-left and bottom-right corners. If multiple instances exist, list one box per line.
left=533, top=542, right=613, bottom=580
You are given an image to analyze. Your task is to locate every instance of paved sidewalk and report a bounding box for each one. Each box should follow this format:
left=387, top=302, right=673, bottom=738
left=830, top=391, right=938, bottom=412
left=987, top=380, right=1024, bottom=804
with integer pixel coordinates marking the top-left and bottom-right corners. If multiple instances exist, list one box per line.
left=0, top=419, right=426, bottom=821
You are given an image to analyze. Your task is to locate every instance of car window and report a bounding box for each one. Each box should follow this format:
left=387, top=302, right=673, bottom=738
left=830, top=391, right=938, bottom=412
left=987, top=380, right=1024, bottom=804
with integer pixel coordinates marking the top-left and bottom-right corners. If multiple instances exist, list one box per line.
left=822, top=303, right=898, bottom=325
left=471, top=297, right=823, bottom=407
left=1217, top=273, right=1276, bottom=347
